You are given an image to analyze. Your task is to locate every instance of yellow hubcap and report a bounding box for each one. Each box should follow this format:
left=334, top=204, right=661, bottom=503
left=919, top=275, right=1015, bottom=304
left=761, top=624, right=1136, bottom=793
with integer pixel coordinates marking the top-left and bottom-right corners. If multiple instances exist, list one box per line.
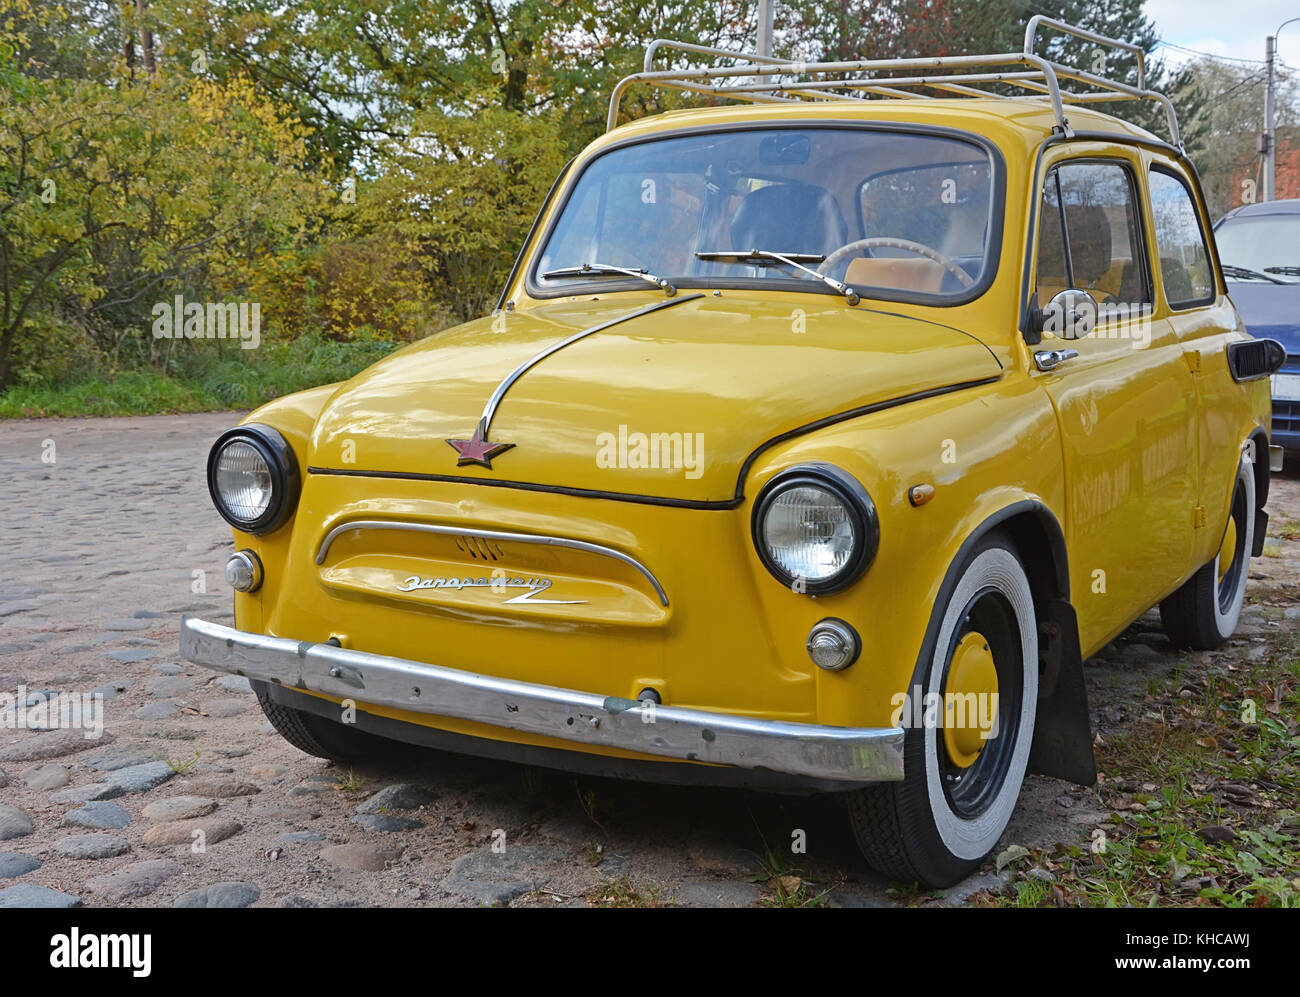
left=943, top=632, right=998, bottom=769
left=1217, top=516, right=1237, bottom=584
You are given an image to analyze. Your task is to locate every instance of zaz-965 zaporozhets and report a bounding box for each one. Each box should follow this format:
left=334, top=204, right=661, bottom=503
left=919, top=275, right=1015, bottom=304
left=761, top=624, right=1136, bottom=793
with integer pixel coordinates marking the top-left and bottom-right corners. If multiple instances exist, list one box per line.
left=182, top=17, right=1285, bottom=886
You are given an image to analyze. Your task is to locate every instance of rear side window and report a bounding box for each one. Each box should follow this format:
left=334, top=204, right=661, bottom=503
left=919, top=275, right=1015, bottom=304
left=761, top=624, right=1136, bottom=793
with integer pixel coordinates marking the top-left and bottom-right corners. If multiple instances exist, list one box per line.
left=1148, top=168, right=1215, bottom=308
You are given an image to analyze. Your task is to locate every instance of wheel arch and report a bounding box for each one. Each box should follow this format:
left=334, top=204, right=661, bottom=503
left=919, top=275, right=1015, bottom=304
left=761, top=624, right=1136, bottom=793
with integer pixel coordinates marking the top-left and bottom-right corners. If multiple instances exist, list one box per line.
left=910, top=499, right=1096, bottom=788
left=1249, top=427, right=1270, bottom=509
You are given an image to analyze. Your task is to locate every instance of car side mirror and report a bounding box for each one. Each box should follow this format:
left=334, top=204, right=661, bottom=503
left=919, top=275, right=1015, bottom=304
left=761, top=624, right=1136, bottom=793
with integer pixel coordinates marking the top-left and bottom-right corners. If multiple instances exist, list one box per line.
left=1041, top=289, right=1097, bottom=341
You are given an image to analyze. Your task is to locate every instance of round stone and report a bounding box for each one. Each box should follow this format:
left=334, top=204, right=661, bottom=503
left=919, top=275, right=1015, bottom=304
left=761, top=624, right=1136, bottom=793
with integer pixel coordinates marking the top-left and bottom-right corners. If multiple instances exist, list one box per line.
left=142, top=817, right=241, bottom=847
left=0, top=883, right=81, bottom=908
left=136, top=702, right=180, bottom=721
left=49, top=783, right=124, bottom=805
left=101, top=761, right=175, bottom=793
left=216, top=675, right=254, bottom=695
left=279, top=831, right=325, bottom=844
left=54, top=833, right=131, bottom=859
left=142, top=796, right=217, bottom=822
left=146, top=676, right=194, bottom=698
left=0, top=805, right=33, bottom=841
left=20, top=763, right=70, bottom=790
left=64, top=801, right=131, bottom=830
left=86, top=860, right=179, bottom=901
left=172, top=881, right=261, bottom=908
left=0, top=853, right=40, bottom=878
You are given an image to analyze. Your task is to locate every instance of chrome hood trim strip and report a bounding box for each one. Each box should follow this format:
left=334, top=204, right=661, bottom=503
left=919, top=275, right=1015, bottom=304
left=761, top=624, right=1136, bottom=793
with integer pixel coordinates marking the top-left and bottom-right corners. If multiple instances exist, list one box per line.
left=473, top=293, right=704, bottom=441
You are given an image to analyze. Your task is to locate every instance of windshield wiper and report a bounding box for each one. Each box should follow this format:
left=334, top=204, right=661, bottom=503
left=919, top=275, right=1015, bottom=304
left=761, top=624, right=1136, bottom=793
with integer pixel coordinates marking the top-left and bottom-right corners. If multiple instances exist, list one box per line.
left=696, top=249, right=860, bottom=305
left=1222, top=264, right=1286, bottom=284
left=542, top=262, right=676, bottom=296
left=1263, top=266, right=1300, bottom=278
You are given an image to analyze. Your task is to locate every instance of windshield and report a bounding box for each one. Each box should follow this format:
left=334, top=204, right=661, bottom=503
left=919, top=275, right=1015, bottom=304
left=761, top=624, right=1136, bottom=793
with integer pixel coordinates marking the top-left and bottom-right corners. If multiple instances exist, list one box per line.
left=532, top=127, right=998, bottom=303
left=1215, top=215, right=1300, bottom=283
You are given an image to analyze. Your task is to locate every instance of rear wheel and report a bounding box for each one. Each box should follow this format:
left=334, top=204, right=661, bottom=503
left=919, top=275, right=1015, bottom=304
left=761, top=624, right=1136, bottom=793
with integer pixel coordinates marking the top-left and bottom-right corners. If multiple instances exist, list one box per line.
left=847, top=533, right=1038, bottom=887
left=1159, top=454, right=1255, bottom=650
left=252, top=679, right=390, bottom=762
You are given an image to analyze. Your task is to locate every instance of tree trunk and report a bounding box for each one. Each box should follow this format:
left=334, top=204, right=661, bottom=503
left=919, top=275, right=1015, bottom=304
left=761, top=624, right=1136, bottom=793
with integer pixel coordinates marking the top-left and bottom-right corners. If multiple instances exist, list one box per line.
left=137, top=0, right=155, bottom=74
left=0, top=329, right=14, bottom=392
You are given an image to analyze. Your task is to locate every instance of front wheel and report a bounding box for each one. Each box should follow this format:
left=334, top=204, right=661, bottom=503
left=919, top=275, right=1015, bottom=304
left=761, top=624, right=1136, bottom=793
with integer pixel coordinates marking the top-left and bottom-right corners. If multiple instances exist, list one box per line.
left=252, top=679, right=391, bottom=762
left=847, top=533, right=1039, bottom=887
left=1159, top=454, right=1256, bottom=651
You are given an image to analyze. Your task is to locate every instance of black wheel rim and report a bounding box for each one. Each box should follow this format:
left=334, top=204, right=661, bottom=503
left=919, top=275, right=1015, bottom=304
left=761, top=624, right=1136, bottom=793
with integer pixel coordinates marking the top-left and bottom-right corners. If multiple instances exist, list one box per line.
left=937, top=586, right=1024, bottom=819
left=1217, top=481, right=1248, bottom=615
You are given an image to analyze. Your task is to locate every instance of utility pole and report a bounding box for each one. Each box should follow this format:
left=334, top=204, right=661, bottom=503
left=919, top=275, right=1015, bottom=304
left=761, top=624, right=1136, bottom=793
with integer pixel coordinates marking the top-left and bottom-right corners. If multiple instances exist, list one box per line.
left=1264, top=34, right=1275, bottom=202
left=1264, top=18, right=1300, bottom=202
left=757, top=0, right=773, bottom=58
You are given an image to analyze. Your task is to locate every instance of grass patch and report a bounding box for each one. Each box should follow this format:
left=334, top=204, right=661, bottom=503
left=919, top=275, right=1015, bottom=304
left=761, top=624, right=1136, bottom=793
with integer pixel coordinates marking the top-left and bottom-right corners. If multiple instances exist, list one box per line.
left=334, top=770, right=366, bottom=793
left=747, top=837, right=834, bottom=908
left=981, top=636, right=1300, bottom=908
left=0, top=370, right=218, bottom=418
left=159, top=749, right=202, bottom=774
left=589, top=877, right=668, bottom=908
left=0, top=334, right=399, bottom=418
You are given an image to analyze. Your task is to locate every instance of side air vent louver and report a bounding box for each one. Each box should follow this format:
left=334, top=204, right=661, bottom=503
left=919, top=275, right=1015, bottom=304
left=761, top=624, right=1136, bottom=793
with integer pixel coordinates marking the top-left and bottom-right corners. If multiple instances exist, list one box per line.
left=454, top=535, right=506, bottom=560
left=1227, top=339, right=1286, bottom=382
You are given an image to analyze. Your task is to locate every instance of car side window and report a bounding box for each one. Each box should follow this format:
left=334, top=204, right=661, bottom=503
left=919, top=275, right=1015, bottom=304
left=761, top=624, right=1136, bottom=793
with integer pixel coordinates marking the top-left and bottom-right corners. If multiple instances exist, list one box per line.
left=1148, top=168, right=1215, bottom=308
left=1036, top=161, right=1150, bottom=310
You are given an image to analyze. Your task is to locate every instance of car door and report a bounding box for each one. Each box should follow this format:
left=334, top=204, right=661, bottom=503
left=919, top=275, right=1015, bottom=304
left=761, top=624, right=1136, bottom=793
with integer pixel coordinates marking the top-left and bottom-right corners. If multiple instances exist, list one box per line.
left=1145, top=160, right=1254, bottom=569
left=1030, top=152, right=1197, bottom=654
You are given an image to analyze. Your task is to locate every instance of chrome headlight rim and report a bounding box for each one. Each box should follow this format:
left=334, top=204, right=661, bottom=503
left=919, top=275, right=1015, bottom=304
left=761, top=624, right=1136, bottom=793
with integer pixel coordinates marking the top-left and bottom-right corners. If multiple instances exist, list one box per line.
left=206, top=424, right=300, bottom=535
left=751, top=463, right=879, bottom=594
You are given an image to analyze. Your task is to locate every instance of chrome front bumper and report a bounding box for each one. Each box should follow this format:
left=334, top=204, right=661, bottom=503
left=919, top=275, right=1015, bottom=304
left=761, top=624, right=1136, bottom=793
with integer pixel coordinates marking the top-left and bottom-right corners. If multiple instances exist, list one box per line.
left=180, top=616, right=904, bottom=784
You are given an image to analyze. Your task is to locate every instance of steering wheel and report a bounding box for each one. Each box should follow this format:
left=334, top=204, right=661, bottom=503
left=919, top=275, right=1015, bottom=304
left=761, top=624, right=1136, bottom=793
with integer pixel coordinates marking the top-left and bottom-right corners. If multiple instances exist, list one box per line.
left=817, top=237, right=975, bottom=289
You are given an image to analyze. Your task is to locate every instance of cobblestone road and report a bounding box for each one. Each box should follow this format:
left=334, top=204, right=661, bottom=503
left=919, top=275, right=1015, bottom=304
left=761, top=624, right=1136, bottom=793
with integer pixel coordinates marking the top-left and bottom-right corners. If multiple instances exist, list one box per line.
left=1, top=413, right=1296, bottom=907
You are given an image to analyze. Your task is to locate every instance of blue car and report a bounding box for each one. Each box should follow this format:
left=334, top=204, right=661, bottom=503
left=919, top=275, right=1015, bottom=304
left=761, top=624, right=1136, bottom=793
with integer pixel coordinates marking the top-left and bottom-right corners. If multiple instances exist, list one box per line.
left=1215, top=199, right=1300, bottom=460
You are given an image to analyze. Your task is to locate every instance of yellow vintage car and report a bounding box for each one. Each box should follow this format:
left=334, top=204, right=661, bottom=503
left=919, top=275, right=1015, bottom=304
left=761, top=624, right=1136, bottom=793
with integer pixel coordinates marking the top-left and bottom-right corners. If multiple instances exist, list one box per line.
left=181, top=18, right=1286, bottom=886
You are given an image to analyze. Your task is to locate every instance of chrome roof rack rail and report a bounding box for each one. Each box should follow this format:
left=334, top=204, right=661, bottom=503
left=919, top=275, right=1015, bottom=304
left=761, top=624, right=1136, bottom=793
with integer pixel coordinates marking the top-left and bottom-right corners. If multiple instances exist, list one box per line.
left=607, top=16, right=1181, bottom=150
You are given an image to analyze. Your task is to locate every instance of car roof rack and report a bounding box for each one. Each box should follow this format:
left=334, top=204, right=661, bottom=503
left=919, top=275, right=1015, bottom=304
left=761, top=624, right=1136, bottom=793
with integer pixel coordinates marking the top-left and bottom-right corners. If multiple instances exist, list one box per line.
left=607, top=15, right=1182, bottom=149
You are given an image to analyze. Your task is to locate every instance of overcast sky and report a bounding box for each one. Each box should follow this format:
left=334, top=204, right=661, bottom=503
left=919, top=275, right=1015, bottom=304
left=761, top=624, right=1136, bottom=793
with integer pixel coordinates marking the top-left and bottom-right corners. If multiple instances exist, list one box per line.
left=1147, top=0, right=1300, bottom=69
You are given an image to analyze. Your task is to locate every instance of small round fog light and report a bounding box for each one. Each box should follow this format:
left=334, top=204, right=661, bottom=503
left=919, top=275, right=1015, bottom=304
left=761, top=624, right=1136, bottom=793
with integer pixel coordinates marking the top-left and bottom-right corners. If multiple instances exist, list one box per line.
left=806, top=618, right=860, bottom=671
left=225, top=549, right=263, bottom=593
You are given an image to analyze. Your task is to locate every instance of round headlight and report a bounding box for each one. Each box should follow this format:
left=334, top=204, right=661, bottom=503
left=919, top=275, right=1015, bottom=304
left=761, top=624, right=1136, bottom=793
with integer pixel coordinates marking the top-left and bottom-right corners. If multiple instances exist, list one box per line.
left=752, top=465, right=878, bottom=594
left=206, top=425, right=299, bottom=534
left=215, top=441, right=273, bottom=523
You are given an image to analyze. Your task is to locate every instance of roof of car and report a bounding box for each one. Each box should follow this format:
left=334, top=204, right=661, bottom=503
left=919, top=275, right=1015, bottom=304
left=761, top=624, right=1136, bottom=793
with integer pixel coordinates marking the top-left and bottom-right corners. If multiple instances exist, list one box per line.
left=1218, top=199, right=1300, bottom=223
left=600, top=98, right=1164, bottom=153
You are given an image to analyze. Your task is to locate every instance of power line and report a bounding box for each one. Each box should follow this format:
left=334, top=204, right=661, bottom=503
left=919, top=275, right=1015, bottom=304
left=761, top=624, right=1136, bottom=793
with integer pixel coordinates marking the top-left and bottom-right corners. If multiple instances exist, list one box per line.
left=1216, top=72, right=1267, bottom=100
left=1154, top=40, right=1267, bottom=65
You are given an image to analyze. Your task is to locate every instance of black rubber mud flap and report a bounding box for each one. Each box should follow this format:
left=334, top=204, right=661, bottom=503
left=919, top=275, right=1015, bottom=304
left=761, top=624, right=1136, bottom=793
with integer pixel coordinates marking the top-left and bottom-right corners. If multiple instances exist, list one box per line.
left=1028, top=598, right=1097, bottom=786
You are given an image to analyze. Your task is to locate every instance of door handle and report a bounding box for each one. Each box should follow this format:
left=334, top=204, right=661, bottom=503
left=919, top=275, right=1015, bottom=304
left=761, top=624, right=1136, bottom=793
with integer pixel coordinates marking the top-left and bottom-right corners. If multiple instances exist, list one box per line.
left=1034, top=348, right=1079, bottom=372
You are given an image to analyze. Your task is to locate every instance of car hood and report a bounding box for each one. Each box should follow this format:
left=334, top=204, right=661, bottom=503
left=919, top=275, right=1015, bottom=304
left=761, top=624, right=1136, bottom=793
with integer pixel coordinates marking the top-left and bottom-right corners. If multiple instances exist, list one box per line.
left=1226, top=282, right=1300, bottom=354
left=307, top=293, right=1002, bottom=503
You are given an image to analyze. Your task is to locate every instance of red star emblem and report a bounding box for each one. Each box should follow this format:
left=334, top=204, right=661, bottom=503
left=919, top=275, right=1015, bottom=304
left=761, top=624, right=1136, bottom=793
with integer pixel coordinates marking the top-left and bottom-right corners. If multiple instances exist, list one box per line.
left=447, top=425, right=515, bottom=468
